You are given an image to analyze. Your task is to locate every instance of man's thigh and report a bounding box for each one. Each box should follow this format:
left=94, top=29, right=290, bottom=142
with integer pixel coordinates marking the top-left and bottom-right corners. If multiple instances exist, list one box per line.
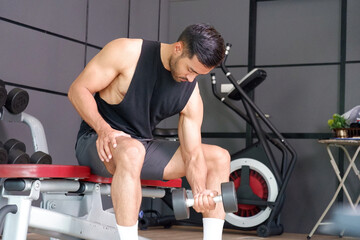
left=76, top=131, right=112, bottom=177
left=76, top=132, right=179, bottom=180
left=140, top=139, right=179, bottom=180
left=163, top=143, right=226, bottom=180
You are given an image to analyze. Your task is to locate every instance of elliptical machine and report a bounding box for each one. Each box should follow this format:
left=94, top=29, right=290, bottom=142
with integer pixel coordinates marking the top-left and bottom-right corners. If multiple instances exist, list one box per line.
left=211, top=43, right=297, bottom=237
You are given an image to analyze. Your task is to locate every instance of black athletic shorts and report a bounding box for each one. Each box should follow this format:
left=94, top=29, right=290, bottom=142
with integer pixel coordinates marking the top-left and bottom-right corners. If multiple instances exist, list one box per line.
left=75, top=131, right=180, bottom=180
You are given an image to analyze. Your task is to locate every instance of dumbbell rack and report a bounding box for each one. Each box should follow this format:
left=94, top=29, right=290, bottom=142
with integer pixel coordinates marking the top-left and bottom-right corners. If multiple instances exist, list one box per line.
left=0, top=107, right=49, bottom=155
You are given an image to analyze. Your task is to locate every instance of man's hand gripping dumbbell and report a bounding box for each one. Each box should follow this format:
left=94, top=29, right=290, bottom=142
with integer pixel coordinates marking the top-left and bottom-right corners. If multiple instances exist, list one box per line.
left=172, top=181, right=238, bottom=220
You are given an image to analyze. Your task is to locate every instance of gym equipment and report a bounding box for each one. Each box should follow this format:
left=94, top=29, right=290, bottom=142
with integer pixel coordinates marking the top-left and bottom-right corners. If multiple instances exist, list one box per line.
left=0, top=80, right=7, bottom=108
left=4, top=139, right=30, bottom=164
left=0, top=110, right=181, bottom=239
left=30, top=151, right=52, bottom=164
left=210, top=43, right=297, bottom=237
left=0, top=141, right=8, bottom=164
left=0, top=164, right=181, bottom=240
left=138, top=210, right=176, bottom=230
left=0, top=106, right=49, bottom=155
left=172, top=182, right=238, bottom=220
left=5, top=88, right=29, bottom=114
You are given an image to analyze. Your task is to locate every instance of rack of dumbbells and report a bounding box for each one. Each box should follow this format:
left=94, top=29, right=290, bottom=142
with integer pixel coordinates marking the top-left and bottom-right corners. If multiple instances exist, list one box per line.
left=0, top=80, right=52, bottom=165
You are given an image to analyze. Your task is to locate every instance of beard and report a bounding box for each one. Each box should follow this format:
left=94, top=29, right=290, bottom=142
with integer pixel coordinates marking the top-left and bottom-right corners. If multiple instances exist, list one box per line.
left=169, top=55, right=187, bottom=82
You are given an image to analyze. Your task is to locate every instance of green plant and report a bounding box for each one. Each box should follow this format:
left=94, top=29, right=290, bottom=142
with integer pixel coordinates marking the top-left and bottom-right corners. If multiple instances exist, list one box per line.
left=327, top=114, right=348, bottom=130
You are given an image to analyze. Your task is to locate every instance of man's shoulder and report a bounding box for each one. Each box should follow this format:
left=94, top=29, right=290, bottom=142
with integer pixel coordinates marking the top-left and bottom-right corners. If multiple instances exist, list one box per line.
left=105, top=38, right=143, bottom=53
left=99, top=38, right=143, bottom=67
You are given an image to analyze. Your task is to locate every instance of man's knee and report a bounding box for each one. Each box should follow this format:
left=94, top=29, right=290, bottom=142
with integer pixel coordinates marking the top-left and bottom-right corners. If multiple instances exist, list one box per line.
left=208, top=146, right=231, bottom=174
left=111, top=137, right=146, bottom=173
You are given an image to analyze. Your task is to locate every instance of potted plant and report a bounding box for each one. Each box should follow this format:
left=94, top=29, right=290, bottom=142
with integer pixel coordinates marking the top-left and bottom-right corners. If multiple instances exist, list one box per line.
left=327, top=114, right=349, bottom=138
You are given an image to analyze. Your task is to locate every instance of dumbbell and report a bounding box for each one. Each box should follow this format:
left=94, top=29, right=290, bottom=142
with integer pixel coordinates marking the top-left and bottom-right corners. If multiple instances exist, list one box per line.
left=171, top=181, right=238, bottom=220
left=30, top=151, right=52, bottom=164
left=5, top=88, right=29, bottom=114
left=0, top=80, right=7, bottom=108
left=4, top=139, right=30, bottom=164
left=0, top=141, right=8, bottom=164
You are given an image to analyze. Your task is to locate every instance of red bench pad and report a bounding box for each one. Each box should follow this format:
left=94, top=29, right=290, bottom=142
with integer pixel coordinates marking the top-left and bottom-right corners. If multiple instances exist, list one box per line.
left=0, top=164, right=182, bottom=188
left=0, top=164, right=90, bottom=179
left=85, top=174, right=182, bottom=188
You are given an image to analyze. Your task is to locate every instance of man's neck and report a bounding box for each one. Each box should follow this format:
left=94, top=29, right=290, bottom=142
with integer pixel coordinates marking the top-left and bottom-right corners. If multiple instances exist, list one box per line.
left=160, top=43, right=174, bottom=71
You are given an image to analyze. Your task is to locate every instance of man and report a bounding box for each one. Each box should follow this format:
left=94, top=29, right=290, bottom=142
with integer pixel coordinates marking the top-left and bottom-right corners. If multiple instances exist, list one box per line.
left=68, top=23, right=231, bottom=240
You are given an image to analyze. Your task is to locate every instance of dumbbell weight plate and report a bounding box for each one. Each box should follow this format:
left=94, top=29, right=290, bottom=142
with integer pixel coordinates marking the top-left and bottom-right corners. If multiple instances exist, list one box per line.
left=5, top=88, right=29, bottom=114
left=221, top=181, right=238, bottom=213
left=172, top=188, right=190, bottom=220
left=4, top=139, right=26, bottom=152
left=4, top=139, right=30, bottom=164
left=0, top=141, right=8, bottom=164
left=0, top=148, right=7, bottom=164
left=0, top=80, right=7, bottom=108
left=8, top=149, right=29, bottom=164
left=30, top=151, right=52, bottom=164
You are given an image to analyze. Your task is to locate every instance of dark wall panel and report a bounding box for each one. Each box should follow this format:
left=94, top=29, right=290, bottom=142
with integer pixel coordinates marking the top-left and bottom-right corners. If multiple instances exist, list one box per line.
left=168, top=0, right=249, bottom=65
left=255, top=66, right=339, bottom=133
left=347, top=0, right=360, bottom=61
left=0, top=0, right=87, bottom=41
left=88, top=0, right=129, bottom=47
left=158, top=0, right=170, bottom=42
left=0, top=21, right=85, bottom=93
left=129, top=0, right=161, bottom=40
left=256, top=0, right=340, bottom=65
left=345, top=64, right=360, bottom=110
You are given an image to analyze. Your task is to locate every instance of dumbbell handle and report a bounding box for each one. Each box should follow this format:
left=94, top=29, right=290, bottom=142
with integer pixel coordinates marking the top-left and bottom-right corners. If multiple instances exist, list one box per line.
left=185, top=195, right=222, bottom=207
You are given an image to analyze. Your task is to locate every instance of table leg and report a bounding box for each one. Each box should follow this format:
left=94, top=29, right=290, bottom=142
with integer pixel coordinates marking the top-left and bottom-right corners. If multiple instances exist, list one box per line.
left=308, top=145, right=360, bottom=238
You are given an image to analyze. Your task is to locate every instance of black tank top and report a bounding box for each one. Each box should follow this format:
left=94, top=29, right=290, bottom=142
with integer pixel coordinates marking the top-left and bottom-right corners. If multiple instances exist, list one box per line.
left=77, top=40, right=197, bottom=140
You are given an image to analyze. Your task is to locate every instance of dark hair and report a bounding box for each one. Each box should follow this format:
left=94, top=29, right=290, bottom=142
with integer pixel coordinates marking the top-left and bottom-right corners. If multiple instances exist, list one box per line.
left=177, top=23, right=225, bottom=68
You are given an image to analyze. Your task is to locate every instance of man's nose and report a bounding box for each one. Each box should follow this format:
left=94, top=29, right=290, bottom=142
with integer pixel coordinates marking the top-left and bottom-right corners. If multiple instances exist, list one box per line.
left=186, top=74, right=197, bottom=82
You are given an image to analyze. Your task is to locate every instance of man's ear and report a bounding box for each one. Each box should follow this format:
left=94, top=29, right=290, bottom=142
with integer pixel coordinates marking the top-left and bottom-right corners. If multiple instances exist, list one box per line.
left=174, top=41, right=184, bottom=55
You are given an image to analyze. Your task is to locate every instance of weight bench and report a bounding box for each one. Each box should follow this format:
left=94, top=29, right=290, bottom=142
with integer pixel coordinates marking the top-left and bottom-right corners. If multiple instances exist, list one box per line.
left=0, top=164, right=182, bottom=240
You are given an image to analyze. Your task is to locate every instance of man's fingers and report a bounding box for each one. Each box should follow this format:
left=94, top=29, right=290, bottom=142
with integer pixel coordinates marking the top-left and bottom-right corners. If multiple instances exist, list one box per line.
left=193, top=191, right=218, bottom=213
left=96, top=130, right=131, bottom=162
left=207, top=195, right=216, bottom=210
left=98, top=145, right=106, bottom=162
left=194, top=193, right=206, bottom=213
left=95, top=140, right=104, bottom=162
left=104, top=142, right=112, bottom=160
left=112, top=138, right=117, bottom=148
left=97, top=139, right=110, bottom=162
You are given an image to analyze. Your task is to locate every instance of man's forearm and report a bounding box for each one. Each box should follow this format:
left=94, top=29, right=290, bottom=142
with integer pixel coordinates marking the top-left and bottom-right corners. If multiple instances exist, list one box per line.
left=185, top=153, right=208, bottom=195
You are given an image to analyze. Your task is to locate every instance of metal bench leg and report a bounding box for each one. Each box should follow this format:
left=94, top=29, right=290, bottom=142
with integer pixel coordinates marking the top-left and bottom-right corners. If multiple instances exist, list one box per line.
left=2, top=180, right=41, bottom=240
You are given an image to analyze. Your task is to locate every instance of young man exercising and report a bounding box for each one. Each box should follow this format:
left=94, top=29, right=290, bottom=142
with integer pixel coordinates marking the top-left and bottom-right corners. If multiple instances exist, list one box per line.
left=68, top=23, right=231, bottom=240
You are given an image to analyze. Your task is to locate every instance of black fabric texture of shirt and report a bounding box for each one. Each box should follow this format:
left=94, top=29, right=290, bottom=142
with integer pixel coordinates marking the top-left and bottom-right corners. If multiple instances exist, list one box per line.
left=77, top=40, right=197, bottom=140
